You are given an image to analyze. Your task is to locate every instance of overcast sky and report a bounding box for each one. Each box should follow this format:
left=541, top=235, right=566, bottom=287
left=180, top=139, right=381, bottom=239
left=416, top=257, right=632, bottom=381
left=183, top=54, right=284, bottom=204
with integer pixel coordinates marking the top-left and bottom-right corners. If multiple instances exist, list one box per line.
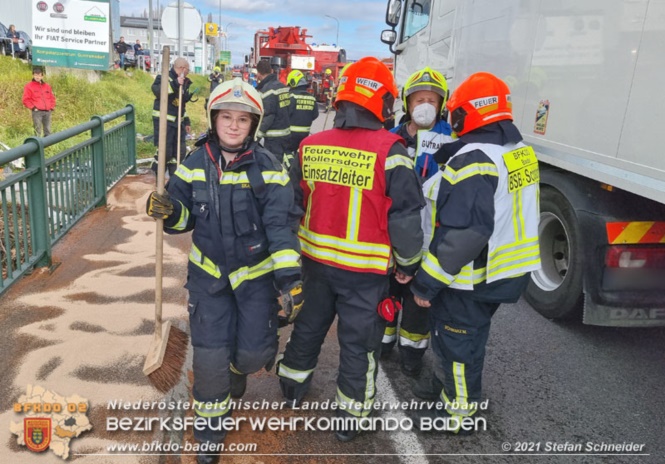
left=119, top=0, right=393, bottom=65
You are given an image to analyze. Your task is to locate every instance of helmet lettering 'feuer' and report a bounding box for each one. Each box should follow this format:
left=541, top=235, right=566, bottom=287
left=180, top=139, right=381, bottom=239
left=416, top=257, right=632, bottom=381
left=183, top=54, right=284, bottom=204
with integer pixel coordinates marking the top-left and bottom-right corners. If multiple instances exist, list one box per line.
left=446, top=72, right=512, bottom=136
left=334, top=56, right=398, bottom=123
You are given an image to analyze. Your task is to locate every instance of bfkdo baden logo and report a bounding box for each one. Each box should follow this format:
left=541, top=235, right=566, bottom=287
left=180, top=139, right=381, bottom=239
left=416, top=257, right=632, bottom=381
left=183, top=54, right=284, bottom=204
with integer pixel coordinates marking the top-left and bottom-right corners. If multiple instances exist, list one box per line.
left=25, top=418, right=52, bottom=452
left=10, top=385, right=92, bottom=460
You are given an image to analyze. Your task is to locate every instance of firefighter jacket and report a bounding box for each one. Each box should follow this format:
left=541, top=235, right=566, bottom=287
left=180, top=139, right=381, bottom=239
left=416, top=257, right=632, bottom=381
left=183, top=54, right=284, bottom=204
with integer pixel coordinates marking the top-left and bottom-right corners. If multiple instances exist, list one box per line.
left=412, top=120, right=541, bottom=303
left=151, top=68, right=192, bottom=128
left=207, top=71, right=223, bottom=92
left=22, top=80, right=56, bottom=111
left=256, top=73, right=291, bottom=140
left=290, top=102, right=425, bottom=276
left=163, top=137, right=301, bottom=293
left=288, top=85, right=319, bottom=151
left=391, top=119, right=454, bottom=180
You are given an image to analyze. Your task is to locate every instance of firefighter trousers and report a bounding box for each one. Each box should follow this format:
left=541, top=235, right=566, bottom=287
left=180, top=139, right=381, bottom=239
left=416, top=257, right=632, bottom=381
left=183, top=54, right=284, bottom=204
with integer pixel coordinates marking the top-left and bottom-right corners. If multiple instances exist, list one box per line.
left=187, top=275, right=280, bottom=443
left=151, top=119, right=187, bottom=176
left=428, top=288, right=499, bottom=416
left=263, top=136, right=291, bottom=164
left=278, top=257, right=388, bottom=417
left=383, top=275, right=430, bottom=364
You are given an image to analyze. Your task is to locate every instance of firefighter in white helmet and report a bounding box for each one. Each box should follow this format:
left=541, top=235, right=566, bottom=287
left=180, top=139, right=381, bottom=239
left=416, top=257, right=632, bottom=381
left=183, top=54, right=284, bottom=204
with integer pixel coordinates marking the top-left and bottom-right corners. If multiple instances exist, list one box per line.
left=146, top=78, right=302, bottom=463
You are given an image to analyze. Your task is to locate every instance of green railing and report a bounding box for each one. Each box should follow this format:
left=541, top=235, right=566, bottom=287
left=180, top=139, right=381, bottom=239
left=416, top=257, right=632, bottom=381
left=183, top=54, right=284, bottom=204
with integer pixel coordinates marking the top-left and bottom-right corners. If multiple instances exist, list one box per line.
left=0, top=105, right=136, bottom=295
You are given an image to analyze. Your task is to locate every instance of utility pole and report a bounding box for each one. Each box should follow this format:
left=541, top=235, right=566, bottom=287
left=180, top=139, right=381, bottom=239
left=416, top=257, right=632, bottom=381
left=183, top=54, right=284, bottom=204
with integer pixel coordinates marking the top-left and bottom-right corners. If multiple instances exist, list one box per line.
left=148, top=0, right=154, bottom=68
left=177, top=0, right=183, bottom=57
left=325, top=14, right=339, bottom=47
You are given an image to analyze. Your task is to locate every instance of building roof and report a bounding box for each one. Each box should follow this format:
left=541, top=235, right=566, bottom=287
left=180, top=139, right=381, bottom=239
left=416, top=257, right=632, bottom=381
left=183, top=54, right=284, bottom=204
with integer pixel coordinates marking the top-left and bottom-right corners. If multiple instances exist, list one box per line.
left=120, top=16, right=163, bottom=30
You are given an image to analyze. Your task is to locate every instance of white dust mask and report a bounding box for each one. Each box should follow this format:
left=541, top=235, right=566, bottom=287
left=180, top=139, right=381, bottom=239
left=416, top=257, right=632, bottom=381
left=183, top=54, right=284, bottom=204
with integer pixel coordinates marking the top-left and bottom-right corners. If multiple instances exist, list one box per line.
left=411, top=103, right=437, bottom=127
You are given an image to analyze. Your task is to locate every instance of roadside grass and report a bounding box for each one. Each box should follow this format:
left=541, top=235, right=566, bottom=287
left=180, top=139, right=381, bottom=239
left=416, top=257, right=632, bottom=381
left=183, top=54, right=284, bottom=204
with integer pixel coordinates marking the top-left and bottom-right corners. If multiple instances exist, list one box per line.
left=0, top=56, right=210, bottom=160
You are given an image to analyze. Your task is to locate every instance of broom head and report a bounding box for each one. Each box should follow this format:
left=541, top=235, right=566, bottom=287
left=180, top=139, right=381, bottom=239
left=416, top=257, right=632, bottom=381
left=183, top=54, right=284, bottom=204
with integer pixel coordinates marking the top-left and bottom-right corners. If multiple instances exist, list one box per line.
left=143, top=321, right=189, bottom=393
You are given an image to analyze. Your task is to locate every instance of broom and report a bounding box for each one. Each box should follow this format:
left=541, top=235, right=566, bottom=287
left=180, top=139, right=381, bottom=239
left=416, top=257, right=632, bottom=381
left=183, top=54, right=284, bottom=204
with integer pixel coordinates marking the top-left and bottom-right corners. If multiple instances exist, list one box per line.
left=143, top=46, right=189, bottom=393
left=176, top=74, right=184, bottom=166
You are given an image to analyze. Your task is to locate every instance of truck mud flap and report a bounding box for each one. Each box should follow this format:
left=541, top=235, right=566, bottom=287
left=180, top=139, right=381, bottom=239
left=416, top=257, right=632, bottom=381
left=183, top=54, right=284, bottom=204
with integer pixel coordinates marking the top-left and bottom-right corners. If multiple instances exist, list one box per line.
left=583, top=293, right=665, bottom=327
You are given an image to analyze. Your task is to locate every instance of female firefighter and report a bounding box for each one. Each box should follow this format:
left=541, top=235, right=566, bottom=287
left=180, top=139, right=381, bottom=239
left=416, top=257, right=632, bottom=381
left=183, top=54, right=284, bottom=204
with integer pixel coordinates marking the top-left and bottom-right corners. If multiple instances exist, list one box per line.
left=146, top=78, right=303, bottom=464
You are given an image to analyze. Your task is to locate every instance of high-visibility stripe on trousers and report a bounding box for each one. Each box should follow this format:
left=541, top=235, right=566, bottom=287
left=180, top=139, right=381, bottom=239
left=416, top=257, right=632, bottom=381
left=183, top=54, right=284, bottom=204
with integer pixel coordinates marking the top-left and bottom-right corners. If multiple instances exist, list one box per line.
left=428, top=288, right=499, bottom=417
left=278, top=257, right=388, bottom=417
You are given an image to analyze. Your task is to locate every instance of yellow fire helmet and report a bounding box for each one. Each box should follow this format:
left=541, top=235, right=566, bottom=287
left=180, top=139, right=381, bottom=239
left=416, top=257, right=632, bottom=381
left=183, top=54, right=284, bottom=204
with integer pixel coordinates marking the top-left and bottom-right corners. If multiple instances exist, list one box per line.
left=287, top=69, right=306, bottom=88
left=402, top=66, right=449, bottom=116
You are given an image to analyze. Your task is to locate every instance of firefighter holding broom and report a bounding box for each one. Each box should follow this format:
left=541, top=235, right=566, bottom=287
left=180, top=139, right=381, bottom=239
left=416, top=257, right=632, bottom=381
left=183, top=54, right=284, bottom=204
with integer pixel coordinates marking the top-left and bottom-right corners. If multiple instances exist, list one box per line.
left=151, top=57, right=193, bottom=176
left=146, top=78, right=303, bottom=464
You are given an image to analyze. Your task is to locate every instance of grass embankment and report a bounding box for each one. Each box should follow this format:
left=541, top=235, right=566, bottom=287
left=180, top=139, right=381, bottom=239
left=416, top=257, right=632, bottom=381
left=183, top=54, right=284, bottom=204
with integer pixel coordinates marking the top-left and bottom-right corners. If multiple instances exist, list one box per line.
left=0, top=56, right=212, bottom=160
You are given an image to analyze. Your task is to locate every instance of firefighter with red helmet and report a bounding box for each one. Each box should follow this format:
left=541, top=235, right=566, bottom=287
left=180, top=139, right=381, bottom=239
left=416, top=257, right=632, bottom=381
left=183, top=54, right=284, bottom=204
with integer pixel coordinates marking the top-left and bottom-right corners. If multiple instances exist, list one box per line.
left=146, top=78, right=302, bottom=464
left=409, top=72, right=541, bottom=434
left=382, top=66, right=455, bottom=377
left=277, top=57, right=425, bottom=442
left=286, top=69, right=319, bottom=154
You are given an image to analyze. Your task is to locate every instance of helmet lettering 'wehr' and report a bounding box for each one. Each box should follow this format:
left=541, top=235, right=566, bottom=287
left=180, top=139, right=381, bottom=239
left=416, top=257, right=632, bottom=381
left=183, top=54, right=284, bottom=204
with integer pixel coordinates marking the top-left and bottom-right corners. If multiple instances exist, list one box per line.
left=207, top=78, right=264, bottom=140
left=334, top=56, right=398, bottom=123
left=446, top=72, right=512, bottom=136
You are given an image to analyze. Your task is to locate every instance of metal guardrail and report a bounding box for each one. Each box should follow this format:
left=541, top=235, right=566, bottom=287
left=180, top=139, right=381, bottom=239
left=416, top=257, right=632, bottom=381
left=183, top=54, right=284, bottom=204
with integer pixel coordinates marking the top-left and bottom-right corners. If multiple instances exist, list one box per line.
left=0, top=105, right=136, bottom=294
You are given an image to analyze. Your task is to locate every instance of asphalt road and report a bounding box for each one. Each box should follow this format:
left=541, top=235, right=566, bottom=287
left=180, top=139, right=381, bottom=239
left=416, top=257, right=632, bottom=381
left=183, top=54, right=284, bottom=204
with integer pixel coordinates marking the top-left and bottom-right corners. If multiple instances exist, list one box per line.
left=1, top=109, right=664, bottom=463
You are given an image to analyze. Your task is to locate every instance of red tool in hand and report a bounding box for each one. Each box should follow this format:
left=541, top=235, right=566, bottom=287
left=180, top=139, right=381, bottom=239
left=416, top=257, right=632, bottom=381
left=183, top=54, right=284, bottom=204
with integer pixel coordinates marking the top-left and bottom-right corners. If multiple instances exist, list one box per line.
left=377, top=296, right=403, bottom=323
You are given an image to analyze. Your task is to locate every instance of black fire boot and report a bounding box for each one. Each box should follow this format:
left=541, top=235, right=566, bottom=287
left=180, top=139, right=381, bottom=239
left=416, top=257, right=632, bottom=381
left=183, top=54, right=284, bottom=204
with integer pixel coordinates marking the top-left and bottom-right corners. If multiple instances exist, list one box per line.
left=412, top=373, right=444, bottom=401
left=230, top=371, right=247, bottom=399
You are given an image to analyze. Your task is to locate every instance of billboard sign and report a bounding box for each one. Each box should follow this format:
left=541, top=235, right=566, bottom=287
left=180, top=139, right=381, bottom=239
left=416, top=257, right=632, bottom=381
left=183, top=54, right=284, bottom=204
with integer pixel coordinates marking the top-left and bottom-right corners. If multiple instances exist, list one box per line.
left=219, top=50, right=231, bottom=65
left=32, top=0, right=111, bottom=70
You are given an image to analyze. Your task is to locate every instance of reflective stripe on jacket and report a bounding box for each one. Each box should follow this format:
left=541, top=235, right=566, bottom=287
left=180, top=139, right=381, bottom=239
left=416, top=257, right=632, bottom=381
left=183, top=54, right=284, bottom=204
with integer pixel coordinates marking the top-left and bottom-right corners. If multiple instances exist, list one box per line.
left=297, top=128, right=401, bottom=274
left=417, top=141, right=541, bottom=291
left=164, top=139, right=301, bottom=292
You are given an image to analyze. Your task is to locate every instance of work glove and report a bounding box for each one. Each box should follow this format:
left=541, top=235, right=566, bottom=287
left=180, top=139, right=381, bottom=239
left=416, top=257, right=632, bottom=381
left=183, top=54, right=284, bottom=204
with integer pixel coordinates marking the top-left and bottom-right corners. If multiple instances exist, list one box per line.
left=146, top=191, right=174, bottom=219
left=279, top=280, right=304, bottom=324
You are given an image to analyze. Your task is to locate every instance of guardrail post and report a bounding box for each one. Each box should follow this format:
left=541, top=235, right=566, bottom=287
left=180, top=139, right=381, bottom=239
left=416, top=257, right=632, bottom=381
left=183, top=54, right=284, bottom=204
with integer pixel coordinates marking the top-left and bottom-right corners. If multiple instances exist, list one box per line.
left=126, top=104, right=137, bottom=174
left=23, top=137, right=52, bottom=268
left=90, top=116, right=106, bottom=207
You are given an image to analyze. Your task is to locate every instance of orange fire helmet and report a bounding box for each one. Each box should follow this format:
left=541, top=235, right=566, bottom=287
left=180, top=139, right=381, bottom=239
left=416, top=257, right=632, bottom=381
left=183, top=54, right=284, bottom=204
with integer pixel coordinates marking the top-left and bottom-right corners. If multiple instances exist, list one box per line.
left=446, top=72, right=512, bottom=136
left=334, top=56, right=398, bottom=123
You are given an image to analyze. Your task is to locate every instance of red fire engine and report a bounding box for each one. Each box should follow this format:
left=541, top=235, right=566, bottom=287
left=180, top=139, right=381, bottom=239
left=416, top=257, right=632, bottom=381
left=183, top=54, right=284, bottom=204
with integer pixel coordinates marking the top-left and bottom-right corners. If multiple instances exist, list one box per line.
left=247, top=26, right=346, bottom=103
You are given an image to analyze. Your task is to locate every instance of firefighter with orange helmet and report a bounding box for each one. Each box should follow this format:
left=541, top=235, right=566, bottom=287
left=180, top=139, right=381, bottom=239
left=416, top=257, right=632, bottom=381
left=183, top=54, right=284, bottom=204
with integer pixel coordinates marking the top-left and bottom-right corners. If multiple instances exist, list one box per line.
left=409, top=72, right=541, bottom=433
left=277, top=57, right=425, bottom=442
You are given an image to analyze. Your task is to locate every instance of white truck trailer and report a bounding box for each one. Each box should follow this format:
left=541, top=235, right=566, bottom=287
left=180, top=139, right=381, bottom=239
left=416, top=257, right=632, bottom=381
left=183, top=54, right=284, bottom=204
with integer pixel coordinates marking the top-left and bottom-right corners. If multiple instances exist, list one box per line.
left=380, top=0, right=665, bottom=326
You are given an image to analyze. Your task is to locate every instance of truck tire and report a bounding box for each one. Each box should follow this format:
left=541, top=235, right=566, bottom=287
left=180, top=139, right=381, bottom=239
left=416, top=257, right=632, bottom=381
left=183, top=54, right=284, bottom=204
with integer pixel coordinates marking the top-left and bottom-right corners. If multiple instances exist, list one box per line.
left=525, top=186, right=583, bottom=319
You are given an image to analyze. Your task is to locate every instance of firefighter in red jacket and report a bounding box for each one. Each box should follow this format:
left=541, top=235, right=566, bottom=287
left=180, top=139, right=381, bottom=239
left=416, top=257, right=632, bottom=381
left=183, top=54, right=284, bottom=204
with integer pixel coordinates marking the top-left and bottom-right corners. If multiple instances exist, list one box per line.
left=277, top=57, right=425, bottom=442
left=22, top=67, right=56, bottom=137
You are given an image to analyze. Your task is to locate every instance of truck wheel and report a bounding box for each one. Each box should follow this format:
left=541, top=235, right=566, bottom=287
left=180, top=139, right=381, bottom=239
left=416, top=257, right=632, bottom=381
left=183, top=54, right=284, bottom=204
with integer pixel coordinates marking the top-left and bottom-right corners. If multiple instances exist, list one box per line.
left=525, top=186, right=584, bottom=319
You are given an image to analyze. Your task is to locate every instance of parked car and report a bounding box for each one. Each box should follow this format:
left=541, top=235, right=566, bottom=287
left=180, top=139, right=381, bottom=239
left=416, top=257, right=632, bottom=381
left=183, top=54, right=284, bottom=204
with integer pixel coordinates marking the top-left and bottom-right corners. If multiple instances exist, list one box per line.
left=0, top=21, right=31, bottom=60
left=0, top=21, right=11, bottom=56
left=17, top=30, right=31, bottom=61
left=125, top=48, right=151, bottom=70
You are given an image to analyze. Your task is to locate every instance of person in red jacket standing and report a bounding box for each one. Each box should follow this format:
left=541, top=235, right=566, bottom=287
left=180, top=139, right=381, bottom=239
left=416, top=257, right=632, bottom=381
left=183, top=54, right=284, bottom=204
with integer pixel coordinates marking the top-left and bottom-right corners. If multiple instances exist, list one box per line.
left=22, top=67, right=56, bottom=137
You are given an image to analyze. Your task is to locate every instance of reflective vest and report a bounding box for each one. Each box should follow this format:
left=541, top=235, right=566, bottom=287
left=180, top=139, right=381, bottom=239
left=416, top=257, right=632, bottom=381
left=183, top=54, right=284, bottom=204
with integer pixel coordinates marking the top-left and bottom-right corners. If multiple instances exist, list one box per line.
left=422, top=142, right=541, bottom=289
left=298, top=128, right=402, bottom=274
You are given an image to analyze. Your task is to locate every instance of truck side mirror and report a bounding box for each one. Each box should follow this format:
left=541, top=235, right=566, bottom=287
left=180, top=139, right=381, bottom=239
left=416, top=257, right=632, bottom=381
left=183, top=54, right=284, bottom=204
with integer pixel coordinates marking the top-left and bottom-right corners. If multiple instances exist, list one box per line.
left=386, top=0, right=402, bottom=27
